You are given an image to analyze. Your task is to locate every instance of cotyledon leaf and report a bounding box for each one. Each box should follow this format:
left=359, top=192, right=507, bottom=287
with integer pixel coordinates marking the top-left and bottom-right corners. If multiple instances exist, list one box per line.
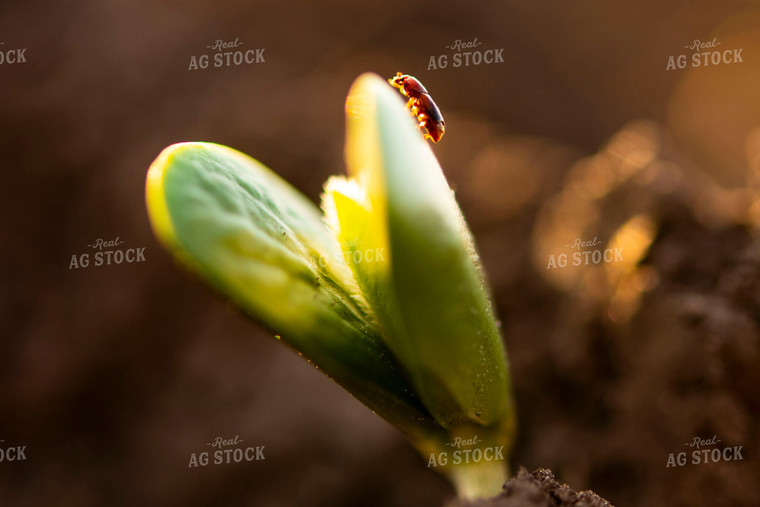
left=321, top=74, right=516, bottom=498
left=145, top=142, right=445, bottom=442
left=337, top=73, right=515, bottom=438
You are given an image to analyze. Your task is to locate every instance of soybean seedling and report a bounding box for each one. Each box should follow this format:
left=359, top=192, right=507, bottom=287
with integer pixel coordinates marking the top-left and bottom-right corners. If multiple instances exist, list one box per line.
left=145, top=73, right=515, bottom=500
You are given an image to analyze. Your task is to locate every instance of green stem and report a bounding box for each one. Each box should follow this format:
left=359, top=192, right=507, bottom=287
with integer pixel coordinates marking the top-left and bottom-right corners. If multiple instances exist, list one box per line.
left=448, top=459, right=509, bottom=500
left=415, top=422, right=513, bottom=500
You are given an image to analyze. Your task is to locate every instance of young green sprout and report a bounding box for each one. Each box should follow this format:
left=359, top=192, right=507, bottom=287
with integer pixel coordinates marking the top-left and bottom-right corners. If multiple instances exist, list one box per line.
left=145, top=73, right=515, bottom=500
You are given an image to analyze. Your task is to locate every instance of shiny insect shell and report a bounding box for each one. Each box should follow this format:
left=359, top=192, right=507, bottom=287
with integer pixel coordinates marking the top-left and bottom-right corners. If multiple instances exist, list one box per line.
left=388, top=72, right=445, bottom=143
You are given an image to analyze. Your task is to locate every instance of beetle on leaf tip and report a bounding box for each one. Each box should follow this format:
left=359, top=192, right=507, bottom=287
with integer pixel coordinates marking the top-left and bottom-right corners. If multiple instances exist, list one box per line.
left=389, top=72, right=445, bottom=143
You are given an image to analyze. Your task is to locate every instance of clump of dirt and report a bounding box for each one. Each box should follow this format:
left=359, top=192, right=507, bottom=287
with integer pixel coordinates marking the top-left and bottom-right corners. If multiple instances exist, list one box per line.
left=457, top=468, right=612, bottom=507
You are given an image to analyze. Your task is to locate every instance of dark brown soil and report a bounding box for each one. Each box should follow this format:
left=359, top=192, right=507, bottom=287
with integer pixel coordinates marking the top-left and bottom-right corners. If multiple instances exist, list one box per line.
left=457, top=468, right=613, bottom=507
left=475, top=147, right=760, bottom=506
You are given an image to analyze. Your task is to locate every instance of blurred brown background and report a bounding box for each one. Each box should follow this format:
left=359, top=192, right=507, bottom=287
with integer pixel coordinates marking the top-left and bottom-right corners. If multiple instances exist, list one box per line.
left=1, top=0, right=760, bottom=505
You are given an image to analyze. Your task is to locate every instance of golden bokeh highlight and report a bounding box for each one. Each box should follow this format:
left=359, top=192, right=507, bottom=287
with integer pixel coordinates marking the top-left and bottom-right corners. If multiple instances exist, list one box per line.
left=605, top=215, right=658, bottom=322
left=531, top=55, right=760, bottom=323
left=532, top=121, right=660, bottom=301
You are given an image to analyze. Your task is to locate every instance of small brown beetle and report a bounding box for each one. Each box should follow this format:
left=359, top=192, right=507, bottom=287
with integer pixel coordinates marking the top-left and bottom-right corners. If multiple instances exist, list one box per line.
left=388, top=72, right=445, bottom=143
